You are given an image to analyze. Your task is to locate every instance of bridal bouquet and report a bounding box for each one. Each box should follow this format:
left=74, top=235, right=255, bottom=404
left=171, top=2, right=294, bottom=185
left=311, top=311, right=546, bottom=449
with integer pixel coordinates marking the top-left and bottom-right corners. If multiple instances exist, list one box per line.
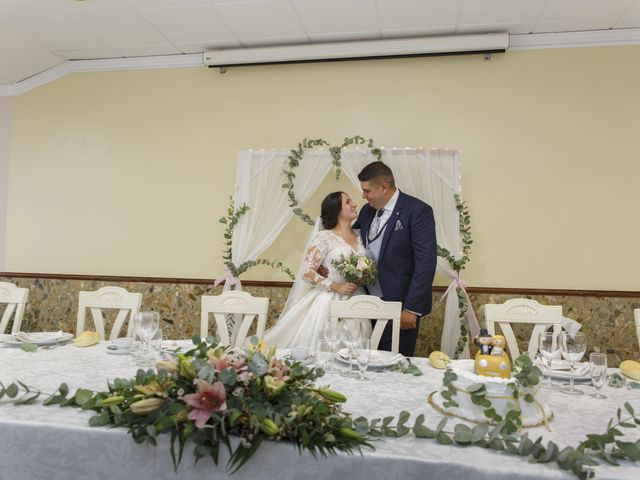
left=42, top=336, right=369, bottom=472
left=332, top=253, right=377, bottom=286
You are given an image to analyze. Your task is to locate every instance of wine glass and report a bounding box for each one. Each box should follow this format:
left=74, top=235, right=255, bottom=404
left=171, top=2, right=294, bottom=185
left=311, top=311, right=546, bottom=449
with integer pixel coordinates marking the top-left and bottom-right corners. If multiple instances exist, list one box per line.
left=589, top=352, right=608, bottom=399
left=538, top=331, right=561, bottom=388
left=134, top=311, right=160, bottom=367
left=560, top=332, right=587, bottom=395
left=354, top=337, right=371, bottom=381
left=322, top=320, right=341, bottom=372
left=340, top=319, right=362, bottom=378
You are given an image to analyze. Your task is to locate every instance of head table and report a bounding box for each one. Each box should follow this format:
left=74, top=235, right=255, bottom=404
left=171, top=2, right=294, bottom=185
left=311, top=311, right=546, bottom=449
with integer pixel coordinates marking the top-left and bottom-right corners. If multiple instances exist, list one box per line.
left=0, top=342, right=638, bottom=480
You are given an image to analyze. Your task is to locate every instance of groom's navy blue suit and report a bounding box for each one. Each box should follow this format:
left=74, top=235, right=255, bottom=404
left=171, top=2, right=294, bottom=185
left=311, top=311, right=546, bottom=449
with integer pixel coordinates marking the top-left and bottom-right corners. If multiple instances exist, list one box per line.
left=354, top=191, right=437, bottom=356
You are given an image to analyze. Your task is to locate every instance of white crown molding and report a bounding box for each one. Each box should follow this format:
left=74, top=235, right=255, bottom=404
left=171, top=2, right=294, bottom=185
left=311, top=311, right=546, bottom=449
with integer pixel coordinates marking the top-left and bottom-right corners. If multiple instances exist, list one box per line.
left=0, top=53, right=202, bottom=97
left=2, top=29, right=640, bottom=97
left=510, top=28, right=640, bottom=51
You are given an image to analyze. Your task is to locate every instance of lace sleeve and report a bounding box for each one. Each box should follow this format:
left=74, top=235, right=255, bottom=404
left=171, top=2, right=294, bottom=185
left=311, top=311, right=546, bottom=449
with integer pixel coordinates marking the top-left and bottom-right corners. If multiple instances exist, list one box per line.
left=302, top=231, right=333, bottom=291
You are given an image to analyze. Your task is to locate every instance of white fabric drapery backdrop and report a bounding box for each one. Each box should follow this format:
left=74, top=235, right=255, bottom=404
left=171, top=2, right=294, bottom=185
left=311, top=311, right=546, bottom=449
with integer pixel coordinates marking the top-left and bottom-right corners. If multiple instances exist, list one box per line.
left=228, top=147, right=468, bottom=357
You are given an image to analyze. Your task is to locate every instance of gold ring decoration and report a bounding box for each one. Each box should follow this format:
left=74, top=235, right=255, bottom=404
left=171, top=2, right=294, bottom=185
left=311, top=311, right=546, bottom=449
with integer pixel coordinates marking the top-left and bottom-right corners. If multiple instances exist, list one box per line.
left=427, top=391, right=553, bottom=429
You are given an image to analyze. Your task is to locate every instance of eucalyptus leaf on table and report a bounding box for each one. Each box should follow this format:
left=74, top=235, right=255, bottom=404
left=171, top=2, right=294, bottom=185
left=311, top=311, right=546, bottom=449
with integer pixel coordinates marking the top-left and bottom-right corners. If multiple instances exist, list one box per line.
left=20, top=342, right=38, bottom=352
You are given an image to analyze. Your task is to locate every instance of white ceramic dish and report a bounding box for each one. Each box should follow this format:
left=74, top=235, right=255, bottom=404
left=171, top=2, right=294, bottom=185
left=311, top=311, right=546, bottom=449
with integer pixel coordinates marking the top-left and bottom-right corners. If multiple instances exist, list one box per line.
left=336, top=348, right=404, bottom=369
left=3, top=331, right=74, bottom=346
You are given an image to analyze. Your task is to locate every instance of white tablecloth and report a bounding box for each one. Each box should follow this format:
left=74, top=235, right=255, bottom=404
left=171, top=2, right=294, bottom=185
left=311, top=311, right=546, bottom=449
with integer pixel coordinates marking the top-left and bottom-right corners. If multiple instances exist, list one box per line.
left=1, top=342, right=639, bottom=480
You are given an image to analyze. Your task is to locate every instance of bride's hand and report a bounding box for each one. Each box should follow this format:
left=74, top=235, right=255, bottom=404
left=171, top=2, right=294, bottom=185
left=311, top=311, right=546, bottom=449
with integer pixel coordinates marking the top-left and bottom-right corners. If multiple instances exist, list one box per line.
left=331, top=282, right=358, bottom=296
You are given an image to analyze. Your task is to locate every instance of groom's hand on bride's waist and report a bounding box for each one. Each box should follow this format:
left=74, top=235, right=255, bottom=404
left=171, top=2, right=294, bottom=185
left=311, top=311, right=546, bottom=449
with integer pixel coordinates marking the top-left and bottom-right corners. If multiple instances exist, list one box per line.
left=400, top=310, right=418, bottom=329
left=317, top=265, right=329, bottom=278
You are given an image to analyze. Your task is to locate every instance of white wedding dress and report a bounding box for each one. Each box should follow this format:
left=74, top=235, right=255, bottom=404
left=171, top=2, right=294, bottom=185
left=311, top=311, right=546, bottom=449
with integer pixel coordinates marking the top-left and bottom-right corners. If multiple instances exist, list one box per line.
left=263, top=228, right=372, bottom=351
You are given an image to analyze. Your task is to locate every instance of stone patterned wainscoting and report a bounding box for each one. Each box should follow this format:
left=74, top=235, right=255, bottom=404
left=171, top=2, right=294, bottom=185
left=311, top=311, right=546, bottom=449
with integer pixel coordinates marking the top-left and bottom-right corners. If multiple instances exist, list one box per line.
left=2, top=274, right=639, bottom=366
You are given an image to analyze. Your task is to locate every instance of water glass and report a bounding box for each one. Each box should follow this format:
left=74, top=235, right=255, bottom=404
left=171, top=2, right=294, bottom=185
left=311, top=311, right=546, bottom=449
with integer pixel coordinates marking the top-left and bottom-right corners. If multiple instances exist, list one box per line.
left=315, top=339, right=332, bottom=370
left=131, top=330, right=145, bottom=364
left=322, top=320, right=341, bottom=372
left=340, top=320, right=362, bottom=378
left=560, top=332, right=587, bottom=395
left=539, top=331, right=561, bottom=388
left=134, top=311, right=160, bottom=367
left=589, top=352, right=608, bottom=399
left=354, top=338, right=371, bottom=380
left=149, top=328, right=163, bottom=359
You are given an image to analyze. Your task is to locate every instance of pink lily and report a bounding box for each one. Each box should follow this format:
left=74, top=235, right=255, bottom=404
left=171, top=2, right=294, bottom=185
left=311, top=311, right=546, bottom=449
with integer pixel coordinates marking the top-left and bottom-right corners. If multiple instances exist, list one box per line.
left=182, top=379, right=227, bottom=428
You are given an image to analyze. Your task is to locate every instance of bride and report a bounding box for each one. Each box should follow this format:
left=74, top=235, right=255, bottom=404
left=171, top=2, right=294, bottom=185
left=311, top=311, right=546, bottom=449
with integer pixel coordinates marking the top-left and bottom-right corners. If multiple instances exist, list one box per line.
left=263, top=191, right=372, bottom=350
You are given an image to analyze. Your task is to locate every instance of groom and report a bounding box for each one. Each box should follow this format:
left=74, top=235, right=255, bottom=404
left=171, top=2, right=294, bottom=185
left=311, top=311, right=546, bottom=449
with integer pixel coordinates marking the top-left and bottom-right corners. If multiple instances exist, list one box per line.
left=354, top=161, right=437, bottom=357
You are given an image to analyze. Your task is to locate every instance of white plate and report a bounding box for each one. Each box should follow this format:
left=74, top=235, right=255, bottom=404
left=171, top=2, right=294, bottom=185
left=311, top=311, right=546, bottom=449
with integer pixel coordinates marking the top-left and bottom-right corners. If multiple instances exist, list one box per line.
left=3, top=332, right=74, bottom=346
left=336, top=348, right=404, bottom=368
left=283, top=354, right=316, bottom=366
left=539, top=362, right=591, bottom=381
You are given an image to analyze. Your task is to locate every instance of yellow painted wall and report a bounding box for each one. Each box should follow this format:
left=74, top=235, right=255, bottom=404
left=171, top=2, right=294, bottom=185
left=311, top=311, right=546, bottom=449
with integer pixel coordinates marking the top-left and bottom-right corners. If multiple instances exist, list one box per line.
left=5, top=46, right=640, bottom=290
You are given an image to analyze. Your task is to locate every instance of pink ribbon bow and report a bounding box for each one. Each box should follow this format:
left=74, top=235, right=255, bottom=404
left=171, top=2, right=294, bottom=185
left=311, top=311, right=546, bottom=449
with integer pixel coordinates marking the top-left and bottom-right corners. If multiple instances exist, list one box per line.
left=214, top=265, right=238, bottom=288
left=440, top=270, right=480, bottom=340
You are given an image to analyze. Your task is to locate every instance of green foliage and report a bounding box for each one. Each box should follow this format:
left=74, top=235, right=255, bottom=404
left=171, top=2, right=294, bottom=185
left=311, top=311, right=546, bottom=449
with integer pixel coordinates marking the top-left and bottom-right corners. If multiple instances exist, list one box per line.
left=29, top=337, right=370, bottom=473
left=283, top=136, right=382, bottom=226
left=370, top=355, right=640, bottom=479
left=219, top=197, right=295, bottom=280
left=437, top=194, right=474, bottom=359
left=20, top=342, right=38, bottom=352
left=608, top=373, right=640, bottom=389
left=0, top=380, right=41, bottom=404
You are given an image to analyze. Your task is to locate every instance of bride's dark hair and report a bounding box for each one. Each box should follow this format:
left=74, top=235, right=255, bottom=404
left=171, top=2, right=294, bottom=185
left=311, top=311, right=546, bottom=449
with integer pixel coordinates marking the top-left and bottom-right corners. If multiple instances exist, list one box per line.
left=320, top=191, right=344, bottom=230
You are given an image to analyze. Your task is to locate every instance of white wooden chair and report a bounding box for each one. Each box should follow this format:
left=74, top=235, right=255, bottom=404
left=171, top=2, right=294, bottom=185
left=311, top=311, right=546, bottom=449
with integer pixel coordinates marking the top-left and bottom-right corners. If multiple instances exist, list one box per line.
left=483, top=298, right=563, bottom=359
left=634, top=308, right=640, bottom=354
left=200, top=290, right=269, bottom=347
left=76, top=286, right=143, bottom=340
left=0, top=282, right=29, bottom=334
left=330, top=295, right=402, bottom=353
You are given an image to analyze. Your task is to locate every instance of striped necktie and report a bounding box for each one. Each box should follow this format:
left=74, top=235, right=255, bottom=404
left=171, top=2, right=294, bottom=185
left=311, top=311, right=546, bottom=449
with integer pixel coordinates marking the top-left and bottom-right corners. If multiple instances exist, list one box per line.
left=368, top=209, right=385, bottom=241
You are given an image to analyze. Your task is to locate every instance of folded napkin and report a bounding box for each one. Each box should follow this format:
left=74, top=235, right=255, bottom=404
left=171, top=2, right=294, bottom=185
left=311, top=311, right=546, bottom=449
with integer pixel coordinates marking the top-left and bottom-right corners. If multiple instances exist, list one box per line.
left=369, top=351, right=404, bottom=364
left=75, top=331, right=100, bottom=347
left=15, top=330, right=64, bottom=343
left=562, top=316, right=582, bottom=336
left=548, top=359, right=571, bottom=370
left=543, top=317, right=582, bottom=336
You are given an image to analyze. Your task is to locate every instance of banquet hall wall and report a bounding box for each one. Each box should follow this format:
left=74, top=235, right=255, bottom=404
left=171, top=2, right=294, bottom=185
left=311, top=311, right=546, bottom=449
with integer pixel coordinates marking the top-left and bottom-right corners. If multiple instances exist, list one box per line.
left=2, top=45, right=640, bottom=291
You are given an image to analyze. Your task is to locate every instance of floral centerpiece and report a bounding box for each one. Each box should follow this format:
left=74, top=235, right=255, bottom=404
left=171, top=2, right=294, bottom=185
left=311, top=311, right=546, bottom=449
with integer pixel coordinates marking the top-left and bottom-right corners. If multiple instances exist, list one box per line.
left=331, top=253, right=377, bottom=286
left=43, top=337, right=370, bottom=472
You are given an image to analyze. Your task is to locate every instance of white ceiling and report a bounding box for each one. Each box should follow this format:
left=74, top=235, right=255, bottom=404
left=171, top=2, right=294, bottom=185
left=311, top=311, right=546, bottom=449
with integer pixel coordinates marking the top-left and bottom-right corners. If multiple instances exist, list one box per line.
left=1, top=0, right=640, bottom=85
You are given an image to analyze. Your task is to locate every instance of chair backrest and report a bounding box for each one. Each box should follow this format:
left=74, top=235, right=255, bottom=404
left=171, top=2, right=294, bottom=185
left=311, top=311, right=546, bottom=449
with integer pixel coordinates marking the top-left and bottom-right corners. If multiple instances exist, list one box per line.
left=201, top=290, right=270, bottom=347
left=329, top=295, right=402, bottom=353
left=76, top=286, right=143, bottom=340
left=634, top=309, right=640, bottom=354
left=483, top=298, right=563, bottom=359
left=0, top=282, right=29, bottom=334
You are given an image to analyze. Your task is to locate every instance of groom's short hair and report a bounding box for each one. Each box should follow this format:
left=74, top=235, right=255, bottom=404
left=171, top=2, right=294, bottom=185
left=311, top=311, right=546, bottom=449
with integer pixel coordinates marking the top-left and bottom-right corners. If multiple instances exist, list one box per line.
left=358, top=161, right=395, bottom=188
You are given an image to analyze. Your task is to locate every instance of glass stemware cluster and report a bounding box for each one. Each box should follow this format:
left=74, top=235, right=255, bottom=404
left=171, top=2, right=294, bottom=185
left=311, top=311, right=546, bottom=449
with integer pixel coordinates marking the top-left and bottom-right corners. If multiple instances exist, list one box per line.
left=539, top=331, right=609, bottom=398
left=322, top=319, right=370, bottom=380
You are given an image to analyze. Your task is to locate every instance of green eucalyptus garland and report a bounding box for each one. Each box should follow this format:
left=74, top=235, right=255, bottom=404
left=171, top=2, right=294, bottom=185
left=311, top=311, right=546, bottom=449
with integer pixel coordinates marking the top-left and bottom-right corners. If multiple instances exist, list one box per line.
left=437, top=194, right=474, bottom=359
left=219, top=197, right=294, bottom=280
left=282, top=136, right=382, bottom=225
